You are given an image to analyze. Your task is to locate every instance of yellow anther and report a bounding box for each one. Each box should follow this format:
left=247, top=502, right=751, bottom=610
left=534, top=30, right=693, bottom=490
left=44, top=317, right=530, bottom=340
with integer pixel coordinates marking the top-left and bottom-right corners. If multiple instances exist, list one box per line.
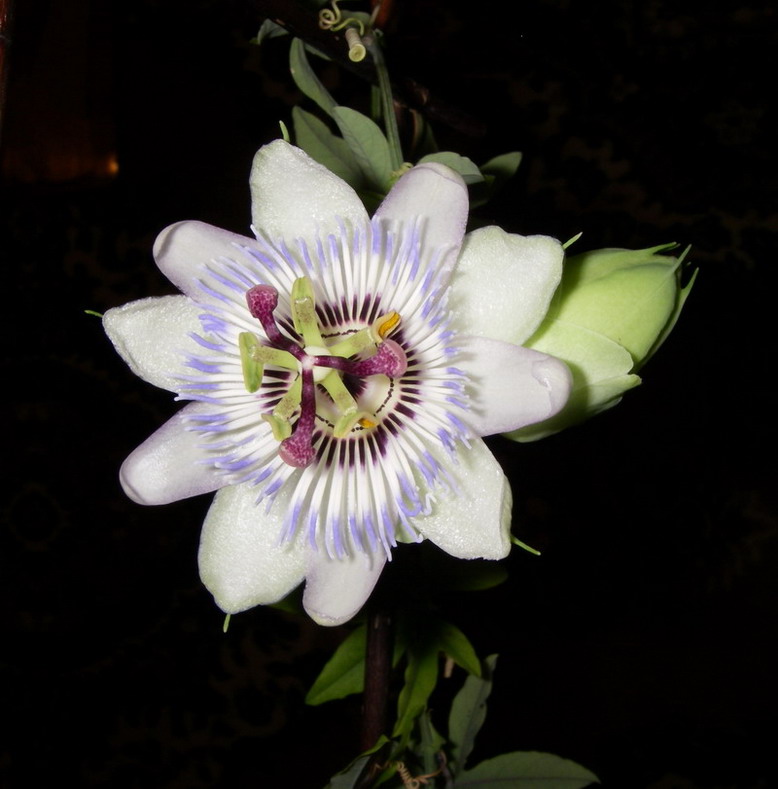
left=374, top=311, right=401, bottom=340
left=334, top=410, right=377, bottom=438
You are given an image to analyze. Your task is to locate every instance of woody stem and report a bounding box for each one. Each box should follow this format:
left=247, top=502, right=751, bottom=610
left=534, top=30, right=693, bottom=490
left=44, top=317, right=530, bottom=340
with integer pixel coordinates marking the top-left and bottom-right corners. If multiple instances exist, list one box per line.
left=361, top=608, right=392, bottom=753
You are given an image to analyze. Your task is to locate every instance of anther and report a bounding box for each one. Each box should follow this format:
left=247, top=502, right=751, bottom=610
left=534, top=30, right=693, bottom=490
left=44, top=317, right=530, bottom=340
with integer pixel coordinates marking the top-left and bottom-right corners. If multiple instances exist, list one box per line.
left=291, top=277, right=324, bottom=347
left=370, top=311, right=400, bottom=342
left=373, top=311, right=401, bottom=340
left=239, top=332, right=264, bottom=393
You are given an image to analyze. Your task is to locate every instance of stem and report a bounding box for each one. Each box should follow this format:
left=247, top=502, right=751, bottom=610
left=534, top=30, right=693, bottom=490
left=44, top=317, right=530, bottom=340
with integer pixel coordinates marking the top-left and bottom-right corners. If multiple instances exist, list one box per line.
left=365, top=35, right=403, bottom=171
left=361, top=608, right=392, bottom=752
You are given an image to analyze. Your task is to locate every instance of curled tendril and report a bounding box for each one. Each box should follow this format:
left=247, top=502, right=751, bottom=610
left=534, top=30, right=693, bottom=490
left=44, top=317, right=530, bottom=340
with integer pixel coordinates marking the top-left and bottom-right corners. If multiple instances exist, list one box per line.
left=318, top=0, right=365, bottom=35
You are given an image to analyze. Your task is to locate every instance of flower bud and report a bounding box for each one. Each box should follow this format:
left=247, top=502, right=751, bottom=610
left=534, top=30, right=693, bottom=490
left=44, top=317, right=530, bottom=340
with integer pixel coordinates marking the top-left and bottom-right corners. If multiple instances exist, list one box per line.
left=506, top=243, right=695, bottom=442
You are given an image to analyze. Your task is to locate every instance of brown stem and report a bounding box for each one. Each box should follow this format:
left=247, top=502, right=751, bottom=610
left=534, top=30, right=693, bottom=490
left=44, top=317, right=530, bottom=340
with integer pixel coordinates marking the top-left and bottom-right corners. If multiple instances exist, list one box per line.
left=354, top=608, right=394, bottom=789
left=361, top=608, right=392, bottom=752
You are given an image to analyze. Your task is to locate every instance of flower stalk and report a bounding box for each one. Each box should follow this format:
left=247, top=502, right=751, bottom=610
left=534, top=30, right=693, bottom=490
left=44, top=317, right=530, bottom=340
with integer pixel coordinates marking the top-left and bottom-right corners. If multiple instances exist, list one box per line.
left=365, top=34, right=403, bottom=172
left=361, top=608, right=393, bottom=753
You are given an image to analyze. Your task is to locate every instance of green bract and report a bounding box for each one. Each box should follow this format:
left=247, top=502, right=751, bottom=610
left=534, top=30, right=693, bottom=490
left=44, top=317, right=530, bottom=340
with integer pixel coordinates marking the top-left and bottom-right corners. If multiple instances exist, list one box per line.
left=507, top=244, right=695, bottom=442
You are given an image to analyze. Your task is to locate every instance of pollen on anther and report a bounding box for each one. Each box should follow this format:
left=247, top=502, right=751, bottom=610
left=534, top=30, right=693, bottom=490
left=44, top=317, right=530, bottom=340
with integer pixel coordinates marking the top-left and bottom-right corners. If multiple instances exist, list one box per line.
left=376, top=311, right=401, bottom=338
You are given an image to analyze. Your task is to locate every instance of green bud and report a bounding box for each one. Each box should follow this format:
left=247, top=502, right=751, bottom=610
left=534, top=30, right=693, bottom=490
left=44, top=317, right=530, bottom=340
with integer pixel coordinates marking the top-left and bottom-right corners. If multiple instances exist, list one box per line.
left=507, top=243, right=696, bottom=441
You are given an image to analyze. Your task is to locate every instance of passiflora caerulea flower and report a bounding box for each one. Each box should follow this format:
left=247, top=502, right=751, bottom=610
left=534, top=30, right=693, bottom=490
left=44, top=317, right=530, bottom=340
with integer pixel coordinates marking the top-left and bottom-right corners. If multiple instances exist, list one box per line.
left=104, top=141, right=571, bottom=625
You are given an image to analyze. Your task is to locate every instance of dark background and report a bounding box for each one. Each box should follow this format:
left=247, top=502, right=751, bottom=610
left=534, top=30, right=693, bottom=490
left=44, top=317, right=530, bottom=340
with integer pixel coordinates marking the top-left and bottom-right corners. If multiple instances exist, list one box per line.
left=1, top=1, right=776, bottom=787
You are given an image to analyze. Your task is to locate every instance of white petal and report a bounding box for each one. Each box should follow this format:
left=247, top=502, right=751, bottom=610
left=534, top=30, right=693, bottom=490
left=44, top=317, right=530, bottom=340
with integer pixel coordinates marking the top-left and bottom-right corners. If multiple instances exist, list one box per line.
left=374, top=163, right=468, bottom=280
left=417, top=438, right=512, bottom=560
left=457, top=336, right=572, bottom=435
left=450, top=227, right=564, bottom=344
left=153, top=221, right=256, bottom=298
left=198, top=482, right=307, bottom=614
left=103, top=295, right=200, bottom=392
left=303, top=550, right=386, bottom=627
left=120, top=402, right=225, bottom=505
left=250, top=140, right=368, bottom=245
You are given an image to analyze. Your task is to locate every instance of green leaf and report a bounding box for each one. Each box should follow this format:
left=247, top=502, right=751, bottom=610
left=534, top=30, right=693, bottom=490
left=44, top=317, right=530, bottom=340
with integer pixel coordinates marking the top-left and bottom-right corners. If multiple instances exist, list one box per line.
left=393, top=647, right=439, bottom=741
left=331, top=106, right=393, bottom=191
left=325, top=735, right=391, bottom=789
left=418, top=152, right=484, bottom=184
left=306, top=625, right=367, bottom=706
left=252, top=18, right=288, bottom=46
left=469, top=151, right=523, bottom=208
left=457, top=751, right=600, bottom=788
left=306, top=622, right=409, bottom=706
left=480, top=151, right=523, bottom=183
left=289, top=38, right=337, bottom=116
left=437, top=622, right=481, bottom=677
left=292, top=106, right=364, bottom=188
left=448, top=654, right=497, bottom=774
left=418, top=709, right=446, bottom=776
left=325, top=753, right=371, bottom=789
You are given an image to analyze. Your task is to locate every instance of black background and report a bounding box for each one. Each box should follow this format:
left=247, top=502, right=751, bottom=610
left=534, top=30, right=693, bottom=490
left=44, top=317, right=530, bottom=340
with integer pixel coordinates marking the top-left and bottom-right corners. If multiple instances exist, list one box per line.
left=2, top=1, right=776, bottom=787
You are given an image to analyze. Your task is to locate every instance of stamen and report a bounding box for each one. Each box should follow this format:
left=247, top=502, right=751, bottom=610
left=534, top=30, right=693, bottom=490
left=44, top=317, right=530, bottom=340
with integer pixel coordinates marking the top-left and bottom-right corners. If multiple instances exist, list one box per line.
left=373, top=311, right=401, bottom=340
left=262, top=413, right=293, bottom=441
left=326, top=328, right=377, bottom=357
left=334, top=410, right=378, bottom=437
left=291, top=277, right=324, bottom=347
left=240, top=331, right=299, bottom=393
left=262, top=375, right=302, bottom=440
left=239, top=332, right=264, bottom=393
left=319, top=370, right=360, bottom=417
left=273, top=375, right=303, bottom=420
left=254, top=343, right=299, bottom=369
left=244, top=280, right=408, bottom=467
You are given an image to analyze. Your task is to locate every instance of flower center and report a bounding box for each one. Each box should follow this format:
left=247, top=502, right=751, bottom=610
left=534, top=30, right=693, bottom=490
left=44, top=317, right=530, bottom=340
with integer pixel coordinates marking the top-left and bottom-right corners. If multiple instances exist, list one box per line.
left=239, top=276, right=407, bottom=469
